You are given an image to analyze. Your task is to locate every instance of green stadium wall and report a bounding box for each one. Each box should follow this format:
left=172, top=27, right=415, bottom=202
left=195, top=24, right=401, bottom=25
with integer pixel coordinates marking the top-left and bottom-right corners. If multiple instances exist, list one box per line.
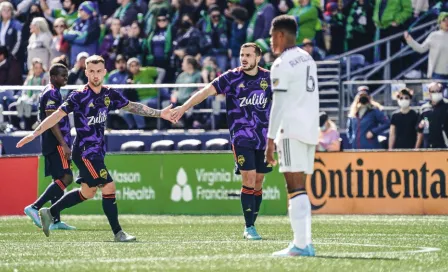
left=37, top=153, right=288, bottom=215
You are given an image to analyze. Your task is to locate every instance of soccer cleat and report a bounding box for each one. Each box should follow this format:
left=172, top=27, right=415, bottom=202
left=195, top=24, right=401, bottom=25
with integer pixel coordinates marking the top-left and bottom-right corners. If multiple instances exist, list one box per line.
left=50, top=222, right=77, bottom=231
left=272, top=243, right=316, bottom=257
left=243, top=226, right=262, bottom=240
left=24, top=205, right=42, bottom=228
left=38, top=208, right=53, bottom=237
left=114, top=231, right=136, bottom=242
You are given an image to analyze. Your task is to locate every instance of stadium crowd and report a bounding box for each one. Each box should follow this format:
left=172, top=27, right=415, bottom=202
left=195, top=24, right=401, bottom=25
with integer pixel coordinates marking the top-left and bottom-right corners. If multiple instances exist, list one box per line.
left=0, top=0, right=446, bottom=142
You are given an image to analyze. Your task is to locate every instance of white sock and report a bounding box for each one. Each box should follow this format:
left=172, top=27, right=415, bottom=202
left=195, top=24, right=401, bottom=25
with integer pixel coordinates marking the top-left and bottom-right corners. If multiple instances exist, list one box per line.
left=288, top=194, right=312, bottom=249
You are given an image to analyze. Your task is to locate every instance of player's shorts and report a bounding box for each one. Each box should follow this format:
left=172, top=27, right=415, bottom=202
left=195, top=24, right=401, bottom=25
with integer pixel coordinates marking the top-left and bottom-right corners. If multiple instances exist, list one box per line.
left=72, top=150, right=113, bottom=188
left=44, top=146, right=73, bottom=180
left=276, top=138, right=316, bottom=174
left=232, top=145, right=273, bottom=175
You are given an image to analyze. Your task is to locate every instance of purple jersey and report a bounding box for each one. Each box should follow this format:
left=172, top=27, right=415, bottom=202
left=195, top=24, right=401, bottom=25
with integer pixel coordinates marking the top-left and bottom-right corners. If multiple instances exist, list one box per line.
left=59, top=84, right=129, bottom=159
left=38, top=84, right=72, bottom=156
left=212, top=67, right=272, bottom=150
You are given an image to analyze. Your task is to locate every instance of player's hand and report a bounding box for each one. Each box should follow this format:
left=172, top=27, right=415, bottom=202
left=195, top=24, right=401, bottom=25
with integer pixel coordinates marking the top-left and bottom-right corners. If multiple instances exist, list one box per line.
left=265, top=139, right=277, bottom=167
left=171, top=106, right=186, bottom=123
left=366, top=131, right=374, bottom=139
left=61, top=144, right=71, bottom=160
left=160, top=104, right=174, bottom=123
left=16, top=133, right=36, bottom=148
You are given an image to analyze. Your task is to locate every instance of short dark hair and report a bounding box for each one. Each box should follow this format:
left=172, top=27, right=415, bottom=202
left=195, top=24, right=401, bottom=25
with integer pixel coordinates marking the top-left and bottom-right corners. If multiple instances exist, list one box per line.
left=183, top=55, right=200, bottom=70
left=398, top=88, right=414, bottom=99
left=271, top=15, right=298, bottom=37
left=49, top=63, right=68, bottom=76
left=241, top=43, right=262, bottom=56
left=86, top=55, right=105, bottom=65
left=0, top=46, right=9, bottom=58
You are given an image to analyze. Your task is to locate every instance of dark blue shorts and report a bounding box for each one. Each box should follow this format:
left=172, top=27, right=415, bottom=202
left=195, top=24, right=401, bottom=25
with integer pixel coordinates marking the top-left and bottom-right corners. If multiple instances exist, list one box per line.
left=232, top=145, right=273, bottom=175
left=44, top=146, right=73, bottom=180
left=72, top=150, right=113, bottom=188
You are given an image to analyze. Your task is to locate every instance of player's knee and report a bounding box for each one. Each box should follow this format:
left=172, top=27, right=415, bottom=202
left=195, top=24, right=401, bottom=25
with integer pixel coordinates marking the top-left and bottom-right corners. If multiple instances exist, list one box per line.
left=241, top=171, right=256, bottom=188
left=101, top=182, right=116, bottom=195
left=81, top=186, right=97, bottom=199
left=61, top=174, right=73, bottom=186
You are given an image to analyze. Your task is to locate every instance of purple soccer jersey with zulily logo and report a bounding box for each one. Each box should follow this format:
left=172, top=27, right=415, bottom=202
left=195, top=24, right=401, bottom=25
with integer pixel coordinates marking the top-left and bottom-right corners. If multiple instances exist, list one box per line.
left=59, top=84, right=129, bottom=159
left=212, top=67, right=272, bottom=150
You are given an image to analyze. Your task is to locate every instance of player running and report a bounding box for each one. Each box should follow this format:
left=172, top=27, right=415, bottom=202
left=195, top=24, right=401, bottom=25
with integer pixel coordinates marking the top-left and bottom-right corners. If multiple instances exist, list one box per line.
left=171, top=43, right=272, bottom=240
left=24, top=64, right=76, bottom=231
left=265, top=15, right=319, bottom=257
left=17, top=55, right=173, bottom=242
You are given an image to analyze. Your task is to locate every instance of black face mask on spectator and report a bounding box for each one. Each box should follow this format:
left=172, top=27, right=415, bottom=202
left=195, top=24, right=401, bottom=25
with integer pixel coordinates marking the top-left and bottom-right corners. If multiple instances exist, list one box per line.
left=181, top=21, right=192, bottom=29
left=359, top=96, right=369, bottom=105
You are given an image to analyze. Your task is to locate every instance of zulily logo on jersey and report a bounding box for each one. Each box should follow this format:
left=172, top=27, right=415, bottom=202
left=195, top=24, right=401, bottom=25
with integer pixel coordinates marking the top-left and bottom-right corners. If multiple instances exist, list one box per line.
left=239, top=93, right=268, bottom=108
left=87, top=111, right=108, bottom=126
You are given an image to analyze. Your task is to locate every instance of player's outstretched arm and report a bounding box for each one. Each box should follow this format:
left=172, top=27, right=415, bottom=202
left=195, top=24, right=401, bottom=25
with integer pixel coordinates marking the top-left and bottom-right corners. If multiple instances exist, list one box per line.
left=171, top=84, right=217, bottom=123
left=122, top=101, right=174, bottom=122
left=16, top=109, right=67, bottom=148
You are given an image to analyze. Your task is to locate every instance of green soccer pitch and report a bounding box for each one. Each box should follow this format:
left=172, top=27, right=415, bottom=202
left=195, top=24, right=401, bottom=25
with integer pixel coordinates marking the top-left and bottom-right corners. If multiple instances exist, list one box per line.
left=0, top=215, right=446, bottom=271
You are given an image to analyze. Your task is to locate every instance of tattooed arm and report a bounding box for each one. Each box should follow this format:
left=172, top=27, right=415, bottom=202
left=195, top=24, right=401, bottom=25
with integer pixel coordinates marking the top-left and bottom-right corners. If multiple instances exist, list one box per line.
left=122, top=101, right=173, bottom=121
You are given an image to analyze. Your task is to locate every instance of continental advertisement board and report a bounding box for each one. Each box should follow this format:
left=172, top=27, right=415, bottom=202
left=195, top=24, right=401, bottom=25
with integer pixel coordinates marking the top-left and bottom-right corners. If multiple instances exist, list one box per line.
left=38, top=153, right=287, bottom=215
left=37, top=151, right=448, bottom=215
left=308, top=151, right=448, bottom=215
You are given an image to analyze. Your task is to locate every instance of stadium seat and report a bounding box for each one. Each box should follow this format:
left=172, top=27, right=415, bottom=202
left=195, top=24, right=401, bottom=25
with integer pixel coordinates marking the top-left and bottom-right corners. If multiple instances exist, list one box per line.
left=206, top=138, right=230, bottom=150
left=177, top=139, right=202, bottom=151
left=150, top=140, right=175, bottom=151
left=120, top=141, right=145, bottom=152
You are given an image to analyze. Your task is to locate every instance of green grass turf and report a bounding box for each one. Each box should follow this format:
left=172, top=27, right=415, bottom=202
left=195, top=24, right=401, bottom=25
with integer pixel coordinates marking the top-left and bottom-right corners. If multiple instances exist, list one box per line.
left=0, top=215, right=447, bottom=272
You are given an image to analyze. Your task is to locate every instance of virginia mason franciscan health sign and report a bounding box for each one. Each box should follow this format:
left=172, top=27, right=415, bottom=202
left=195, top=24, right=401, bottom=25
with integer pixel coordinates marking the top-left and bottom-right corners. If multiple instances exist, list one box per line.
left=36, top=151, right=448, bottom=215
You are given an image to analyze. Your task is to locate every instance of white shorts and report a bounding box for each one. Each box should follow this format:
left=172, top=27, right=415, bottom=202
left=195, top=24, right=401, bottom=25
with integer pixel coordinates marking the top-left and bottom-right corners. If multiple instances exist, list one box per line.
left=276, top=138, right=316, bottom=174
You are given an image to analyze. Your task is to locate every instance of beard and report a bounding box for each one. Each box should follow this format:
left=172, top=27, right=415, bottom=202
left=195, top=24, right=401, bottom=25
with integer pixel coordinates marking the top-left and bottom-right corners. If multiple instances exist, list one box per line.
left=91, top=80, right=102, bottom=87
left=241, top=61, right=257, bottom=71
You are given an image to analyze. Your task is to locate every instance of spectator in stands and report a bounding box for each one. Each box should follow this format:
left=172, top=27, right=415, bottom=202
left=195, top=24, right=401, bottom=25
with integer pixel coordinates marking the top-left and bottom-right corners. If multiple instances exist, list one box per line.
left=172, top=55, right=202, bottom=105
left=100, top=18, right=123, bottom=71
left=301, top=39, right=323, bottom=61
left=198, top=5, right=229, bottom=71
left=247, top=0, right=275, bottom=52
left=277, top=0, right=295, bottom=14
left=127, top=57, right=166, bottom=109
left=388, top=88, right=418, bottom=150
left=67, top=52, right=88, bottom=85
left=225, top=0, right=242, bottom=19
left=64, top=1, right=101, bottom=67
left=9, top=58, right=48, bottom=130
left=27, top=17, right=52, bottom=71
left=347, top=86, right=390, bottom=149
left=20, top=3, right=47, bottom=66
left=0, top=45, right=22, bottom=87
left=317, top=111, right=340, bottom=152
left=50, top=19, right=70, bottom=64
left=121, top=21, right=145, bottom=63
left=344, top=0, right=375, bottom=62
left=404, top=12, right=448, bottom=80
left=112, top=0, right=139, bottom=27
left=143, top=0, right=170, bottom=35
left=229, top=7, right=248, bottom=69
left=41, top=0, right=79, bottom=27
left=324, top=2, right=345, bottom=55
left=288, top=0, right=319, bottom=46
left=416, top=82, right=448, bottom=148
left=0, top=2, right=22, bottom=59
left=373, top=0, right=412, bottom=76
left=172, top=14, right=201, bottom=73
left=107, top=54, right=128, bottom=85
left=201, top=56, right=221, bottom=83
left=146, top=8, right=173, bottom=82
left=171, top=0, right=197, bottom=26
left=412, top=0, right=429, bottom=19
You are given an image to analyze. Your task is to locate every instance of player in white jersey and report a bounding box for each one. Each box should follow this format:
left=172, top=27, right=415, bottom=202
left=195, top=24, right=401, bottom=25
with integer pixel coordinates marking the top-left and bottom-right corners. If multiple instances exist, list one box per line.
left=265, top=15, right=319, bottom=257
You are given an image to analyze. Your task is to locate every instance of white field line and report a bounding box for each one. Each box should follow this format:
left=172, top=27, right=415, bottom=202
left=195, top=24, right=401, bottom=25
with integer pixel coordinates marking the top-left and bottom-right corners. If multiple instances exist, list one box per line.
left=0, top=242, right=440, bottom=267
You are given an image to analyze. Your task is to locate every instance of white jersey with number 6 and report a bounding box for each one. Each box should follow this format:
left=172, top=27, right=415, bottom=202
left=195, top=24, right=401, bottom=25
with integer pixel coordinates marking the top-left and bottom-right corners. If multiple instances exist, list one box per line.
left=267, top=47, right=319, bottom=145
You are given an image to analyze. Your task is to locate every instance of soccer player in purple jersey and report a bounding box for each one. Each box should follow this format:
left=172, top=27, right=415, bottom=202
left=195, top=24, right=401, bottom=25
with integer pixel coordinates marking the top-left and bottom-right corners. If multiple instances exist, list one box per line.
left=24, top=64, right=76, bottom=231
left=17, top=55, right=173, bottom=242
left=171, top=43, right=273, bottom=240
